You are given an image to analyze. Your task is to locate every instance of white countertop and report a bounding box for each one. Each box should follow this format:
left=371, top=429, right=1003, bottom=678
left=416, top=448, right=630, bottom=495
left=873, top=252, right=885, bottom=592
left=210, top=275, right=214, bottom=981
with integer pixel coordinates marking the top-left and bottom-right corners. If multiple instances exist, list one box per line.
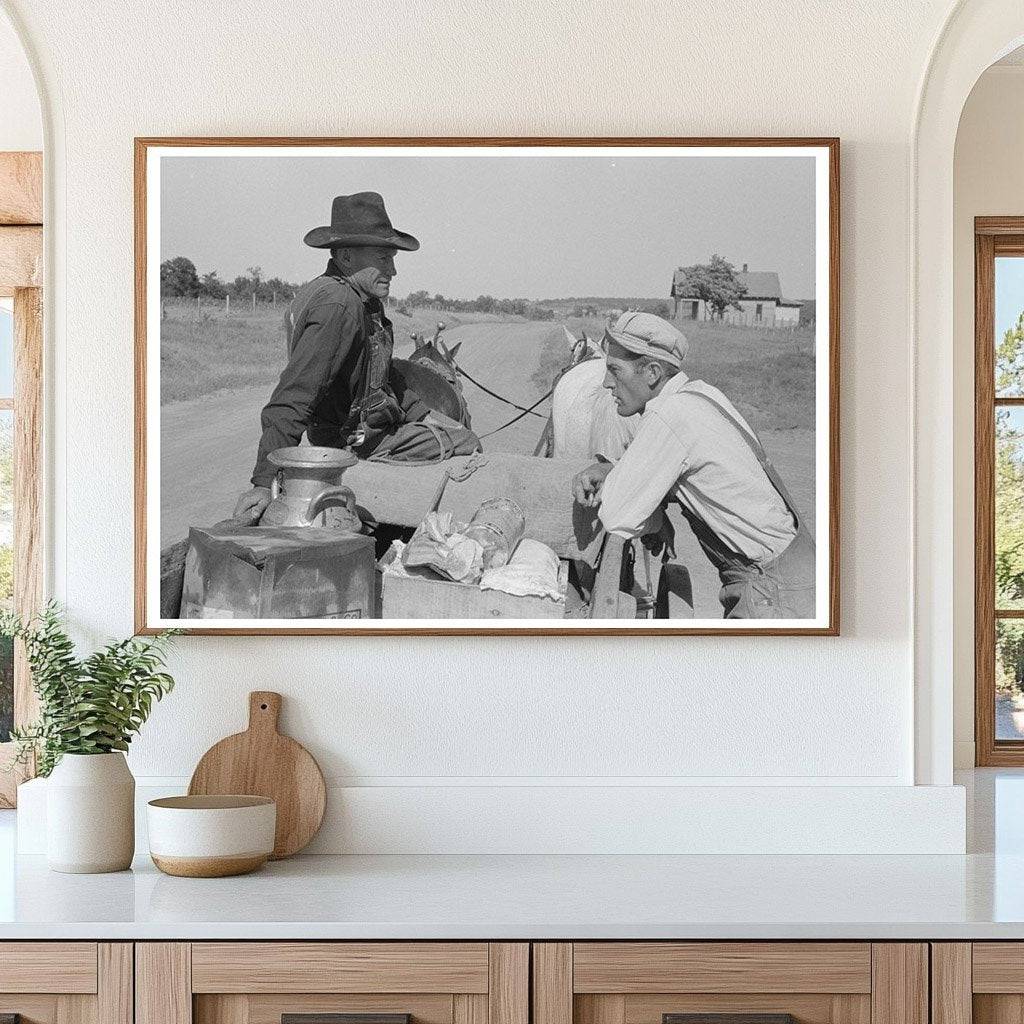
left=1, top=769, right=1022, bottom=941
left=1, top=848, right=1024, bottom=940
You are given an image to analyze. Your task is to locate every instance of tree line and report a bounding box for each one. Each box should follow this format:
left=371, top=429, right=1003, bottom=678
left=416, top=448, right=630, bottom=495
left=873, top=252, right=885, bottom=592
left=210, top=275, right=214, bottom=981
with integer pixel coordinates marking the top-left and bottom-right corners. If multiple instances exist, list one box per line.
left=160, top=257, right=559, bottom=319
left=159, top=253, right=743, bottom=323
left=160, top=258, right=296, bottom=303
left=398, top=291, right=555, bottom=320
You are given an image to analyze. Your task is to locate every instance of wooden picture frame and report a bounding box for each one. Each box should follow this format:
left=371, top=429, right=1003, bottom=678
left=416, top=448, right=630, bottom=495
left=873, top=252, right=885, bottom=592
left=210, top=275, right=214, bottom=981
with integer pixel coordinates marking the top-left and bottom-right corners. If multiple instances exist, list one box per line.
left=135, top=137, right=840, bottom=636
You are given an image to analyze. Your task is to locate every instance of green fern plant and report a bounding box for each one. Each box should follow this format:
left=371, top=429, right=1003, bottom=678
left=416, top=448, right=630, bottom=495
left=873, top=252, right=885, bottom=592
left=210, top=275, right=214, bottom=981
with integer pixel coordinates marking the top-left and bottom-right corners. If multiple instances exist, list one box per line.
left=1, top=602, right=179, bottom=777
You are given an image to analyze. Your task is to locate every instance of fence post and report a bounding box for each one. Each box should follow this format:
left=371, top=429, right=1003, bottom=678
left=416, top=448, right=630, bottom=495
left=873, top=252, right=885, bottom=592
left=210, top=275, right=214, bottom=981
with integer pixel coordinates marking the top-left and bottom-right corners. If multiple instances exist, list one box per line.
left=226, top=294, right=230, bottom=314
left=252, top=291, right=256, bottom=314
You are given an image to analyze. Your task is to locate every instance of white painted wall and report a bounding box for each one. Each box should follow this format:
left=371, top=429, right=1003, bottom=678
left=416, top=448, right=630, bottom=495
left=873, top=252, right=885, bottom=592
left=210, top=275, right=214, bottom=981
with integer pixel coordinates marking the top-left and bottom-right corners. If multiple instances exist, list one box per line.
left=0, top=8, right=40, bottom=151
left=952, top=65, right=1024, bottom=768
left=0, top=0, right=980, bottom=851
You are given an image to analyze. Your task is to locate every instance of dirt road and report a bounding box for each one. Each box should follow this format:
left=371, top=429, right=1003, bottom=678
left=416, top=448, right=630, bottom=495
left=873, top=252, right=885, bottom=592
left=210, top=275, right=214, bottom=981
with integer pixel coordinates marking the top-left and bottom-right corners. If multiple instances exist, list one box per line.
left=159, top=319, right=816, bottom=619
left=159, top=321, right=564, bottom=547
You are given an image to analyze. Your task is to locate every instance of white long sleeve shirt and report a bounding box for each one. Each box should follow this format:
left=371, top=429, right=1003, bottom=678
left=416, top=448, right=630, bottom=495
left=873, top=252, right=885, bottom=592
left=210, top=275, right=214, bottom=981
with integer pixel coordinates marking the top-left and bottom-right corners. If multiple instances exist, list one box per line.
left=597, top=373, right=797, bottom=565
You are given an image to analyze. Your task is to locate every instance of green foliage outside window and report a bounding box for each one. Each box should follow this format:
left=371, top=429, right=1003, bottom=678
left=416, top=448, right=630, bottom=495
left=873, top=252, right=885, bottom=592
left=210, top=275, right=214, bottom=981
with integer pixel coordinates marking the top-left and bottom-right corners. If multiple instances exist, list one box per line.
left=995, top=313, right=1024, bottom=693
left=0, top=415, right=12, bottom=741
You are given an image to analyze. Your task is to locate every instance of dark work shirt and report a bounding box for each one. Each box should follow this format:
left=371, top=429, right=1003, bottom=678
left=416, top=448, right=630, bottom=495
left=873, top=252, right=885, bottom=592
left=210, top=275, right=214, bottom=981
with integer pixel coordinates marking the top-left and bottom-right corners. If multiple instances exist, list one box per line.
left=250, top=261, right=388, bottom=487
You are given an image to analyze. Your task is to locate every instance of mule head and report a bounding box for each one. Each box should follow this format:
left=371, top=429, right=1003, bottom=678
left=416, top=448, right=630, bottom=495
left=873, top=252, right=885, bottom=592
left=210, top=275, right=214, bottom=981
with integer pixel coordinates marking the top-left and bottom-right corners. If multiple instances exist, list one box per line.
left=408, top=323, right=461, bottom=380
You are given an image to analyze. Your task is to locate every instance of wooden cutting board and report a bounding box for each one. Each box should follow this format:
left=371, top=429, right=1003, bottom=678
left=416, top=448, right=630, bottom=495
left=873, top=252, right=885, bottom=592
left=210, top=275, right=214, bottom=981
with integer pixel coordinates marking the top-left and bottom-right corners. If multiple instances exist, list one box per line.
left=188, top=691, right=326, bottom=859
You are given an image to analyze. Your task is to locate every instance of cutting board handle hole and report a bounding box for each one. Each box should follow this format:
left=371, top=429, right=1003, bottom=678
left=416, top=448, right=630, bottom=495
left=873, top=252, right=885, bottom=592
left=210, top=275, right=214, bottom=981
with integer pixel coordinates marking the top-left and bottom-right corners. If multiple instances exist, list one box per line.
left=260, top=702, right=268, bottom=710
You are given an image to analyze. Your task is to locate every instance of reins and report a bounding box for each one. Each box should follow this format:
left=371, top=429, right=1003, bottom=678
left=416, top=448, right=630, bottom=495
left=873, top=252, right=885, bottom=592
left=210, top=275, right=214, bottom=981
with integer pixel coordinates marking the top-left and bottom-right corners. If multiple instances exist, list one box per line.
left=476, top=383, right=557, bottom=439
left=453, top=362, right=547, bottom=419
left=411, top=327, right=600, bottom=443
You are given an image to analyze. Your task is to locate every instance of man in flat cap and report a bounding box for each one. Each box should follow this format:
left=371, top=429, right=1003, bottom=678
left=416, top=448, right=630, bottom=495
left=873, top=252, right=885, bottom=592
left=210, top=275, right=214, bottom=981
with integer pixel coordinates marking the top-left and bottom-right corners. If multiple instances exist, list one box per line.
left=572, top=311, right=816, bottom=619
left=234, top=191, right=431, bottom=523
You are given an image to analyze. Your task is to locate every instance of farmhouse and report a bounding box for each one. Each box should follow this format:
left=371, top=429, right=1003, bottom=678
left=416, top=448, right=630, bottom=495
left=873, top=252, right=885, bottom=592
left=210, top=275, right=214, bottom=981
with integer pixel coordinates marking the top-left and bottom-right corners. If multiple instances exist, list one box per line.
left=671, top=263, right=803, bottom=327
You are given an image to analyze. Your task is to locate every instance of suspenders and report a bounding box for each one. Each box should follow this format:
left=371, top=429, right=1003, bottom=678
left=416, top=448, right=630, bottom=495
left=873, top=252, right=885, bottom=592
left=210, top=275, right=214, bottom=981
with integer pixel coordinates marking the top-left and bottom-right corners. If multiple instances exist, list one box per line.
left=678, top=383, right=806, bottom=533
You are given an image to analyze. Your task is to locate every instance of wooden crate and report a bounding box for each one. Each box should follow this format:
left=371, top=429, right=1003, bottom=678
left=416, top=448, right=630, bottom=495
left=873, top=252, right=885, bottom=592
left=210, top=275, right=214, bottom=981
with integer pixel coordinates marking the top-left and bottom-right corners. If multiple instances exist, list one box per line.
left=380, top=550, right=567, bottom=619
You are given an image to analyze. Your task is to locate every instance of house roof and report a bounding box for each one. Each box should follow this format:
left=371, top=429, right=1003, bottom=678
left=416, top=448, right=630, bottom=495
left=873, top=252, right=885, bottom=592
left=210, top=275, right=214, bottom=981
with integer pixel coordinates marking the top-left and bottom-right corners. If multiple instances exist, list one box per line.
left=672, top=267, right=783, bottom=301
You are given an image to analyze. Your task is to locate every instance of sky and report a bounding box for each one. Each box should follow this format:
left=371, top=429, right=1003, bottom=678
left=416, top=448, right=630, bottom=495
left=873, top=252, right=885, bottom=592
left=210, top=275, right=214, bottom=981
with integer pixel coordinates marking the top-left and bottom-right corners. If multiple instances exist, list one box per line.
left=159, top=150, right=818, bottom=301
left=996, top=256, right=1024, bottom=339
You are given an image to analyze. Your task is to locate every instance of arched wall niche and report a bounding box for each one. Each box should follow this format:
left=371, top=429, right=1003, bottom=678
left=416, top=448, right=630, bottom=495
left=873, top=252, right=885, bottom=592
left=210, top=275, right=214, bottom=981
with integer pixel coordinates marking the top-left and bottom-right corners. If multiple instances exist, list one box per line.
left=914, top=0, right=1024, bottom=785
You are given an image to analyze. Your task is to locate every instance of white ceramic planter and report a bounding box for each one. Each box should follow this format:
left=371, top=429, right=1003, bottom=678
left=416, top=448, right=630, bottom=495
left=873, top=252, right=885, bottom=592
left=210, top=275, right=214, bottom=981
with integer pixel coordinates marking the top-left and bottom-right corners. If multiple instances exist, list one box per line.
left=46, top=752, right=135, bottom=873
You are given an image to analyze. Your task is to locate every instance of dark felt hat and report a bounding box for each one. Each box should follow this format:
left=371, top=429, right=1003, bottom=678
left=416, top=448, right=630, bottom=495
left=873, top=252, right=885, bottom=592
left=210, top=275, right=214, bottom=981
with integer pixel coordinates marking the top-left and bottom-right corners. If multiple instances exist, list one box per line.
left=303, top=192, right=419, bottom=251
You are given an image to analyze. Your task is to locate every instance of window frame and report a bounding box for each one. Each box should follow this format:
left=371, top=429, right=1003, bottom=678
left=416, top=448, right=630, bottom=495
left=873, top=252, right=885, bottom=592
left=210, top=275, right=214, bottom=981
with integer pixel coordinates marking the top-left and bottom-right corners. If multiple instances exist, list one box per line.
left=975, top=217, right=1024, bottom=765
left=0, top=152, right=43, bottom=806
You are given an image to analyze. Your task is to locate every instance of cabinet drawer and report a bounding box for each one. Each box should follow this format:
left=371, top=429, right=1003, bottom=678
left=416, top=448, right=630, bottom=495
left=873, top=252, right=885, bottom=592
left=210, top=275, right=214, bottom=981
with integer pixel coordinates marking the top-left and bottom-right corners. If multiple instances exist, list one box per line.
left=534, top=943, right=925, bottom=1024
left=139, top=942, right=528, bottom=1024
left=0, top=942, right=98, bottom=993
left=191, top=942, right=490, bottom=993
left=572, top=943, right=872, bottom=994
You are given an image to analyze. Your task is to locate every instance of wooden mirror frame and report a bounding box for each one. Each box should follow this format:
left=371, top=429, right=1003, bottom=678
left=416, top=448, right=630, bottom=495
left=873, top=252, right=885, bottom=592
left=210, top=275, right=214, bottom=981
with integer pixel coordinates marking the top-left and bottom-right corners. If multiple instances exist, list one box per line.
left=0, top=151, right=43, bottom=807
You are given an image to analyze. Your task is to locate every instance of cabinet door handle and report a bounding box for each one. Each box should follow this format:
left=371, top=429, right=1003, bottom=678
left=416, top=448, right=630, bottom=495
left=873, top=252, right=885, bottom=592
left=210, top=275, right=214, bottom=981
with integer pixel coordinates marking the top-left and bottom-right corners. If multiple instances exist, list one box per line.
left=283, top=1015, right=411, bottom=1024
left=664, top=1016, right=797, bottom=1024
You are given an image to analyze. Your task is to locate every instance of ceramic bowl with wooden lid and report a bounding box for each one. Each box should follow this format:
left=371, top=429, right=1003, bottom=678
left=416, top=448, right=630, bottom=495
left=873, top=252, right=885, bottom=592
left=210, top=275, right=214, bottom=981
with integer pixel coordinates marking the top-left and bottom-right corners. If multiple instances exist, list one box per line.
left=146, top=795, right=276, bottom=877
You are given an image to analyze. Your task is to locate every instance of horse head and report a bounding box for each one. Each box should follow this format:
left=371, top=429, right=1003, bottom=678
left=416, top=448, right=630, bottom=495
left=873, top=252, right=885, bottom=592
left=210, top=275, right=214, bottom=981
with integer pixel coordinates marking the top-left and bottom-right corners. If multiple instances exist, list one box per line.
left=563, top=326, right=601, bottom=370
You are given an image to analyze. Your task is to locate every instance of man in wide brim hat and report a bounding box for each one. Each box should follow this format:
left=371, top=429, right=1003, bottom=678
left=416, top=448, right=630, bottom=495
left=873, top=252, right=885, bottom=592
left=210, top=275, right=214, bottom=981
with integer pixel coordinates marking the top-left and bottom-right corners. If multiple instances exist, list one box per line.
left=303, top=192, right=420, bottom=252
left=234, top=192, right=429, bottom=523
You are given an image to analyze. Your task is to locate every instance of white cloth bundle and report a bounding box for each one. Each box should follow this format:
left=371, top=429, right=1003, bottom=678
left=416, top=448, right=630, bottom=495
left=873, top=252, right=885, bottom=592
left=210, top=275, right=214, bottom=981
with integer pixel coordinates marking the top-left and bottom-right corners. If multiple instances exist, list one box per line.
left=479, top=539, right=562, bottom=600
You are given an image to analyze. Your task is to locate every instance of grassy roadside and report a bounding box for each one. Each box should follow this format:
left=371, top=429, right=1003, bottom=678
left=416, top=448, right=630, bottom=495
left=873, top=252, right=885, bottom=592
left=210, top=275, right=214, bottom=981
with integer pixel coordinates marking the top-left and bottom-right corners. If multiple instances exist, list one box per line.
left=159, top=299, right=512, bottom=405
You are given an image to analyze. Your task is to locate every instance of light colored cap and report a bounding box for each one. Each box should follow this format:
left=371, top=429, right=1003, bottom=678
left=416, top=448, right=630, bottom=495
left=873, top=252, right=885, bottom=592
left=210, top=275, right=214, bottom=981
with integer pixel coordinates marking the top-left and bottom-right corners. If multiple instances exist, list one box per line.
left=603, top=311, right=688, bottom=368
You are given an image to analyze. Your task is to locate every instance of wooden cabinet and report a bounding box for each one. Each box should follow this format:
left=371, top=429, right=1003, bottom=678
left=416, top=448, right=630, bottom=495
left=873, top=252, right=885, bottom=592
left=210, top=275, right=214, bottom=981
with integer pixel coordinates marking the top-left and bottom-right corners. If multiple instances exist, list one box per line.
left=0, top=938, right=950, bottom=1024
left=931, top=943, right=1024, bottom=1024
left=0, top=942, right=132, bottom=1024
left=533, top=943, right=928, bottom=1024
left=136, top=943, right=528, bottom=1024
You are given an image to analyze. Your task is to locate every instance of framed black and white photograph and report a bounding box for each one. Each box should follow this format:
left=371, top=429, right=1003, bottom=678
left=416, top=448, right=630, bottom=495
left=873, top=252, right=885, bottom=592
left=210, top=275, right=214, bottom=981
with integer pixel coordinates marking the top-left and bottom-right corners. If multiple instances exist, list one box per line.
left=135, top=137, right=839, bottom=635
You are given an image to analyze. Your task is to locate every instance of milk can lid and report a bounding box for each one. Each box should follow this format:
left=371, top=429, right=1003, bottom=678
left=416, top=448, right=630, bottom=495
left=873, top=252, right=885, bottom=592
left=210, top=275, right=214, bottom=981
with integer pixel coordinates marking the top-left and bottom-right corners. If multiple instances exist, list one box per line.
left=268, top=445, right=358, bottom=470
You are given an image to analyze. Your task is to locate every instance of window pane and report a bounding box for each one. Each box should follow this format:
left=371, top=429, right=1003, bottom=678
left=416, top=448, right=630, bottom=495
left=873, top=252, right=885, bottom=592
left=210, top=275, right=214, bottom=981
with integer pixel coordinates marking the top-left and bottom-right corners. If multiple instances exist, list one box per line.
left=0, top=409, right=11, bottom=742
left=996, top=257, right=1024, bottom=396
left=997, top=619, right=1024, bottom=740
left=0, top=301, right=11, bottom=399
left=997, top=407, right=1024, bottom=609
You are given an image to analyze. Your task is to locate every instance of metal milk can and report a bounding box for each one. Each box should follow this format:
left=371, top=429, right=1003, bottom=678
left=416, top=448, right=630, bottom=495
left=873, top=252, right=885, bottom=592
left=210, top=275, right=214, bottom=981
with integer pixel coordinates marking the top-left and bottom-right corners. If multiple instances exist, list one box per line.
left=260, top=446, right=361, bottom=531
